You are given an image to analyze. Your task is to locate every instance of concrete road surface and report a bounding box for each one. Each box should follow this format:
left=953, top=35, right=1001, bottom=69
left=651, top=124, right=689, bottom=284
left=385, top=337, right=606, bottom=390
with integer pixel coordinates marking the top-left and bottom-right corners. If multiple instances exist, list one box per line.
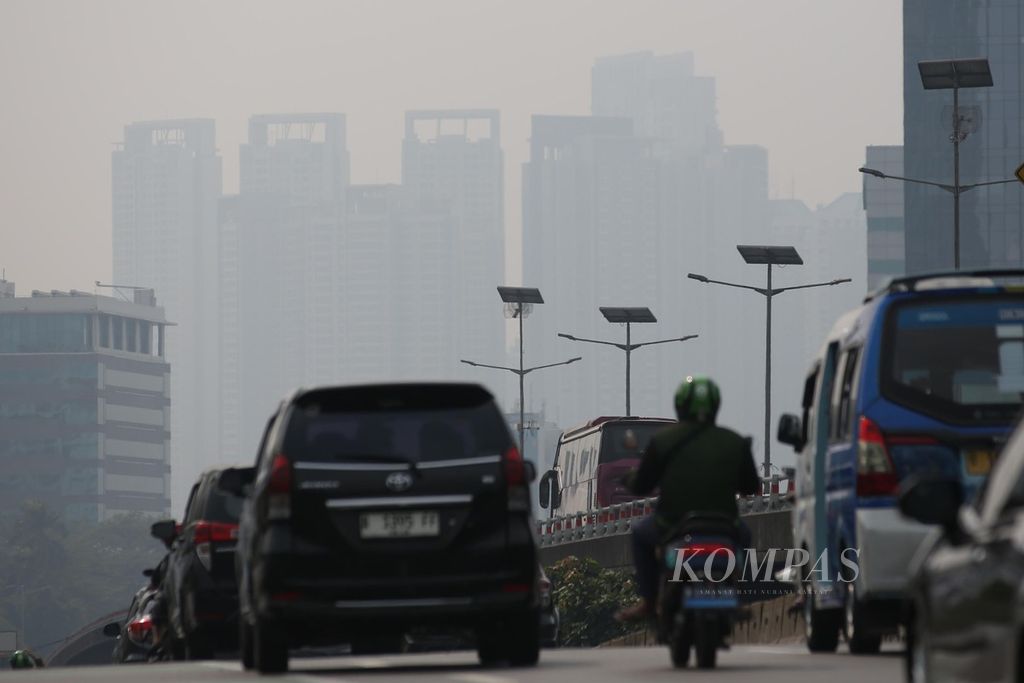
left=8, top=645, right=902, bottom=682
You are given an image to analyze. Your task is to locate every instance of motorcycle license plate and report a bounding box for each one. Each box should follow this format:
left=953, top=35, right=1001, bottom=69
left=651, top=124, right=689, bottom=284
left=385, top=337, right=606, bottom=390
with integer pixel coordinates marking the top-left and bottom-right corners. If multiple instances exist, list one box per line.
left=683, top=585, right=738, bottom=609
left=359, top=510, right=440, bottom=538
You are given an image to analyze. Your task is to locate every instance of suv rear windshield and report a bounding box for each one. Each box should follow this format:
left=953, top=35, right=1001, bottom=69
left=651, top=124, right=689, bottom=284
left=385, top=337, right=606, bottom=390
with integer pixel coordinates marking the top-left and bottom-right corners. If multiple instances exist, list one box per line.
left=599, top=423, right=672, bottom=463
left=882, top=296, right=1024, bottom=424
left=283, top=388, right=511, bottom=463
left=203, top=487, right=243, bottom=523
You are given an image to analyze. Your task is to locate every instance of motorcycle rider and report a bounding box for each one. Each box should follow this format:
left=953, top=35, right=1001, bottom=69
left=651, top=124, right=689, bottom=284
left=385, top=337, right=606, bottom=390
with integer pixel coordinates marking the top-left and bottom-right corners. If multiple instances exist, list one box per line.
left=615, top=375, right=760, bottom=622
left=8, top=649, right=43, bottom=669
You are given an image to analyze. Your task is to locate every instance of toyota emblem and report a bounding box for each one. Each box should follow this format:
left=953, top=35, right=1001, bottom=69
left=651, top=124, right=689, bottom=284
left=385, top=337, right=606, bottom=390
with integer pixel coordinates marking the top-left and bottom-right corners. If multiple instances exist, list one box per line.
left=385, top=471, right=414, bottom=492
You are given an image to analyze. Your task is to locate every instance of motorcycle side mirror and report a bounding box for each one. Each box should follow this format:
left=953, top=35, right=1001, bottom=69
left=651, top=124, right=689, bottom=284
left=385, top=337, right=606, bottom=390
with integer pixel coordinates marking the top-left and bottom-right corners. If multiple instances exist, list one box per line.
left=102, top=622, right=121, bottom=638
left=622, top=429, right=639, bottom=452
left=777, top=414, right=805, bottom=452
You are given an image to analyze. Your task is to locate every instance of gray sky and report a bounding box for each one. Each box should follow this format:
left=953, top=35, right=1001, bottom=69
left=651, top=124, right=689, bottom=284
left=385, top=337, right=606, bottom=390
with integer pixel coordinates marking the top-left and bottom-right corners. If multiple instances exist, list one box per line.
left=0, top=0, right=902, bottom=294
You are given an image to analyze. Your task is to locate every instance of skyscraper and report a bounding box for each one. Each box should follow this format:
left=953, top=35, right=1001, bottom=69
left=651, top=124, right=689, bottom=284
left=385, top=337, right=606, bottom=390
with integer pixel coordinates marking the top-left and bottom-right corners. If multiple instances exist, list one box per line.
left=522, top=114, right=670, bottom=425
left=904, top=0, right=1024, bottom=271
left=401, top=110, right=505, bottom=391
left=0, top=283, right=171, bottom=522
left=863, top=145, right=906, bottom=289
left=112, top=119, right=221, bottom=510
left=221, top=113, right=349, bottom=460
left=591, top=51, right=721, bottom=152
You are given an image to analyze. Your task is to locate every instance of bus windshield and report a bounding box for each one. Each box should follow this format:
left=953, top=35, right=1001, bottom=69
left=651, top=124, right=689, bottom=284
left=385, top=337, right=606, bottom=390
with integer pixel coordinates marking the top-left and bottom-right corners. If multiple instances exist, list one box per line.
left=599, top=422, right=672, bottom=463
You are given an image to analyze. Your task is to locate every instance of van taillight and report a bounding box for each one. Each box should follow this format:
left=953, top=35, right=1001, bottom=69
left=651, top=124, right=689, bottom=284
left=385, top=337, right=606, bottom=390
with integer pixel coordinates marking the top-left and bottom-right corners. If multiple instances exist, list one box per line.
left=856, top=417, right=899, bottom=496
left=268, top=453, right=291, bottom=520
left=504, top=446, right=525, bottom=487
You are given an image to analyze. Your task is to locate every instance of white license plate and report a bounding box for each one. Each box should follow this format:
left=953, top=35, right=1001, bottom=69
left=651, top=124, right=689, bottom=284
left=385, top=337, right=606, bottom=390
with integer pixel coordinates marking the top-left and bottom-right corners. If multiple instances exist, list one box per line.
left=359, top=510, right=440, bottom=539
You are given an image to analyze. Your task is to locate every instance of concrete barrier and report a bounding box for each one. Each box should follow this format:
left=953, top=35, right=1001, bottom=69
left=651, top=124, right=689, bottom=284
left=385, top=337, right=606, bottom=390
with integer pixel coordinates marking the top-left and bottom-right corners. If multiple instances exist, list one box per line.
left=539, top=508, right=793, bottom=571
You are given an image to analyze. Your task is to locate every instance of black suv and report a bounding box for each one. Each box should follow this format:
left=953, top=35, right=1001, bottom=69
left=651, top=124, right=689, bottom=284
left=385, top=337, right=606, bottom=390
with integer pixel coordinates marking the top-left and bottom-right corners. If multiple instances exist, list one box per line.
left=226, top=383, right=540, bottom=673
left=156, top=468, right=243, bottom=659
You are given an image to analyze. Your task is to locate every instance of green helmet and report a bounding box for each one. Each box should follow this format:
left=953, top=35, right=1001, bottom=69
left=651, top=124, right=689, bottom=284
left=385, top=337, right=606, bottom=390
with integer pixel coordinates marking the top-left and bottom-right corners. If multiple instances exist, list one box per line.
left=674, top=375, right=721, bottom=423
left=9, top=650, right=35, bottom=669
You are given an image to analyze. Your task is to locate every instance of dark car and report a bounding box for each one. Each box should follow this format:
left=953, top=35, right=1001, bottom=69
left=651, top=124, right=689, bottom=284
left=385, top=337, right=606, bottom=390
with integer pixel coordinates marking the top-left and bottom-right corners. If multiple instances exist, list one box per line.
left=226, top=383, right=540, bottom=673
left=900, top=413, right=1024, bottom=683
left=539, top=566, right=559, bottom=647
left=107, top=565, right=167, bottom=663
left=157, top=468, right=243, bottom=659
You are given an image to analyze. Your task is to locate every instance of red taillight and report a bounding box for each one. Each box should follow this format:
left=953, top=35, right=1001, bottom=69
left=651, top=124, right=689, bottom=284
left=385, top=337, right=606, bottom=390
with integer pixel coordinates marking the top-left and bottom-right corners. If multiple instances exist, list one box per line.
left=857, top=417, right=899, bottom=496
left=501, top=583, right=531, bottom=593
left=269, top=453, right=291, bottom=493
left=504, top=446, right=525, bottom=487
left=192, top=520, right=238, bottom=544
left=126, top=616, right=154, bottom=644
left=268, top=453, right=292, bottom=520
left=684, top=542, right=733, bottom=555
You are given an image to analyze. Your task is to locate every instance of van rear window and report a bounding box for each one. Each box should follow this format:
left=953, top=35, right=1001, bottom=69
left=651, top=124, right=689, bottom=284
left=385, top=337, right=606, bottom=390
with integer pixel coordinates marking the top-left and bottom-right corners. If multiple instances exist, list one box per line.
left=282, top=403, right=512, bottom=463
left=882, top=296, right=1024, bottom=424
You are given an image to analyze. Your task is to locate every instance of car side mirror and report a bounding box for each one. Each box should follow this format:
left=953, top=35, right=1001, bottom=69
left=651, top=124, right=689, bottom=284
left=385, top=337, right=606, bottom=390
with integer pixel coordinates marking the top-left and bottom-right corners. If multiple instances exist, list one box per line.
left=102, top=622, right=121, bottom=638
left=777, top=413, right=805, bottom=452
left=217, top=466, right=255, bottom=497
left=539, top=470, right=562, bottom=509
left=150, top=519, right=178, bottom=545
left=538, top=470, right=552, bottom=509
left=142, top=568, right=155, bottom=579
left=898, top=474, right=964, bottom=535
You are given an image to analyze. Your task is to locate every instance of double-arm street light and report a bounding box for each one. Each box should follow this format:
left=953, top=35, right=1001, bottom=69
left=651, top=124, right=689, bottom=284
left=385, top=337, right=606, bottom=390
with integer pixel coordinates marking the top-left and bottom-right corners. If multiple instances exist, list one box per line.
left=559, top=307, right=698, bottom=417
left=860, top=58, right=1020, bottom=270
left=688, top=245, right=851, bottom=483
left=461, top=286, right=582, bottom=453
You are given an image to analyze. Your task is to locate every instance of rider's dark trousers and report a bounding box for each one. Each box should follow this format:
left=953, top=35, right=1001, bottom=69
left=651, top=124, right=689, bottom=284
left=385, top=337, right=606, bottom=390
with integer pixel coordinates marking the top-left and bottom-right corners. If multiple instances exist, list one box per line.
left=631, top=515, right=661, bottom=604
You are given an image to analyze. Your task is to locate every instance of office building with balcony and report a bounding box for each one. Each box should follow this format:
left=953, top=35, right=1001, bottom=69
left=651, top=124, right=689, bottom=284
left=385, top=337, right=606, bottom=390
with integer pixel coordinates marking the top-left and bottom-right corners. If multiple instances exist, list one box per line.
left=0, top=283, right=171, bottom=522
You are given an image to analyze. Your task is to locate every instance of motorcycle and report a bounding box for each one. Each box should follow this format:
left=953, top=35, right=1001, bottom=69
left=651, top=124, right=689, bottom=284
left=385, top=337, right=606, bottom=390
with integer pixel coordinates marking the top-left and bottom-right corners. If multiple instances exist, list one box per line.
left=656, top=512, right=742, bottom=669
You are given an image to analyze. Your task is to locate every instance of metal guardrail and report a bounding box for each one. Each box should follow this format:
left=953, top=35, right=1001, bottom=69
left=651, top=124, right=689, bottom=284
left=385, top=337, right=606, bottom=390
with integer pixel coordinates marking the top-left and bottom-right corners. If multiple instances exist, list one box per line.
left=535, top=475, right=793, bottom=547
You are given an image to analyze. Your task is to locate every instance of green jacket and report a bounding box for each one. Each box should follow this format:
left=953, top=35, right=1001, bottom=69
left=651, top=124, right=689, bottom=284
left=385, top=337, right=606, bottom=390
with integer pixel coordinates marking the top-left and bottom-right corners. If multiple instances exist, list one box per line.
left=629, top=421, right=760, bottom=530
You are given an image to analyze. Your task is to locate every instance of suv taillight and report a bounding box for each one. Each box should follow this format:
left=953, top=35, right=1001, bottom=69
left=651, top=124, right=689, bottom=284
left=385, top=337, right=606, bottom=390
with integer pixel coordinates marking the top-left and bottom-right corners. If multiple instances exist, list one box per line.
left=193, top=520, right=238, bottom=571
left=504, top=445, right=529, bottom=511
left=504, top=445, right=525, bottom=486
left=268, top=453, right=292, bottom=520
left=856, top=417, right=899, bottom=496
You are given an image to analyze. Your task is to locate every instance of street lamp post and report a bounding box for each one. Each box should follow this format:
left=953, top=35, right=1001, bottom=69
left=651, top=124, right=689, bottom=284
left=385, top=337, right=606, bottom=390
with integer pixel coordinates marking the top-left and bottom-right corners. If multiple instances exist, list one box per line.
left=861, top=58, right=1002, bottom=270
left=462, top=286, right=582, bottom=453
left=559, top=307, right=698, bottom=416
left=688, top=245, right=851, bottom=483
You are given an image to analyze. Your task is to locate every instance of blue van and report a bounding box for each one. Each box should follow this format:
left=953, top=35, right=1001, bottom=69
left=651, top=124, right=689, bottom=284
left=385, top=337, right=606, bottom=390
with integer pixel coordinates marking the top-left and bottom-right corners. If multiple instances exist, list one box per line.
left=777, top=271, right=1024, bottom=654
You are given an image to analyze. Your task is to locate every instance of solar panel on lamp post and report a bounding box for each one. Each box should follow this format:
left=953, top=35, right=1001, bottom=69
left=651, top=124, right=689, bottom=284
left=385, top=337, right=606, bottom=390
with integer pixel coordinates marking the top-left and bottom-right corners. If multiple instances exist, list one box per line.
left=558, top=306, right=698, bottom=417
left=462, top=287, right=580, bottom=454
left=688, top=245, right=851, bottom=487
